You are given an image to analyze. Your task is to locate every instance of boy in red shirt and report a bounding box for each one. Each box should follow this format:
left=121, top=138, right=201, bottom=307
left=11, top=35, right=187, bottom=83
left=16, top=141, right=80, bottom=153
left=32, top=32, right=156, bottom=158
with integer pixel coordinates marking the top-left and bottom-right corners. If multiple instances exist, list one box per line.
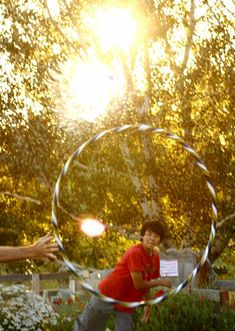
left=74, top=220, right=172, bottom=331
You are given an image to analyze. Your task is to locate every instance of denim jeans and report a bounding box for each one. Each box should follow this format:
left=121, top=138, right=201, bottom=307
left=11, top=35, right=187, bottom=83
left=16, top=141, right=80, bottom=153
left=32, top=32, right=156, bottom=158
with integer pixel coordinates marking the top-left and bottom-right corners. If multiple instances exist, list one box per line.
left=73, top=295, right=133, bottom=331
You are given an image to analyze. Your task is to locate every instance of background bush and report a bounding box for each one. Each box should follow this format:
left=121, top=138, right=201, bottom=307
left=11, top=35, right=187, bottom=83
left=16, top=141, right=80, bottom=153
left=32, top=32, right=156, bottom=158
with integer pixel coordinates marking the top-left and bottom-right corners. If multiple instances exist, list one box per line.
left=132, top=293, right=235, bottom=331
left=0, top=285, right=57, bottom=331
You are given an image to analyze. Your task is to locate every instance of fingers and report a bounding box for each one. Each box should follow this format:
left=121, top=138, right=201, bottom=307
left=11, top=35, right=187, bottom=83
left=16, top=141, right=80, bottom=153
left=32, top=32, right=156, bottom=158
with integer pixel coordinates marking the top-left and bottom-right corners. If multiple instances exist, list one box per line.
left=141, top=313, right=150, bottom=323
left=44, top=232, right=51, bottom=238
left=43, top=234, right=59, bottom=252
left=44, top=243, right=59, bottom=255
left=47, top=243, right=59, bottom=250
left=33, top=233, right=58, bottom=260
left=141, top=315, right=147, bottom=323
left=47, top=253, right=57, bottom=261
left=39, top=234, right=58, bottom=247
left=42, top=233, right=54, bottom=243
left=141, top=306, right=150, bottom=324
left=162, top=278, right=172, bottom=288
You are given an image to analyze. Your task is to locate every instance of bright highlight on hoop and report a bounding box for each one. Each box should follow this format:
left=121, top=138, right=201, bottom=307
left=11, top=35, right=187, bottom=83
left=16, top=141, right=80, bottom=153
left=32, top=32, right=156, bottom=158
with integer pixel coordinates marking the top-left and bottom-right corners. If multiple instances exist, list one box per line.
left=80, top=218, right=106, bottom=237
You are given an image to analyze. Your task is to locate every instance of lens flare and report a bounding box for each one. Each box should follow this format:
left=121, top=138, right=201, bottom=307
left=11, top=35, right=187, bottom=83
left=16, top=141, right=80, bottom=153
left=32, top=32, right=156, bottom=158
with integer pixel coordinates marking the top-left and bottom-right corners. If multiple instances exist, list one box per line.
left=80, top=218, right=106, bottom=237
left=55, top=58, right=126, bottom=124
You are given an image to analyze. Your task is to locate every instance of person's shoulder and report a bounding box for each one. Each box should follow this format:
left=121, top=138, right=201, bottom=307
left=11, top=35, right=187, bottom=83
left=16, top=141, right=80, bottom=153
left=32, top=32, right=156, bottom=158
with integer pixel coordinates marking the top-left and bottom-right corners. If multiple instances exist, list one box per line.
left=126, top=243, right=143, bottom=255
left=153, top=249, right=160, bottom=259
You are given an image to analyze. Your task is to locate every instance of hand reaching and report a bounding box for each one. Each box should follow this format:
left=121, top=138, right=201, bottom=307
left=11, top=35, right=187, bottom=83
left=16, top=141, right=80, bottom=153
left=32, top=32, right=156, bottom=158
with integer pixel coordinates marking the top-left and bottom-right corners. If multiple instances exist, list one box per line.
left=31, top=233, right=59, bottom=260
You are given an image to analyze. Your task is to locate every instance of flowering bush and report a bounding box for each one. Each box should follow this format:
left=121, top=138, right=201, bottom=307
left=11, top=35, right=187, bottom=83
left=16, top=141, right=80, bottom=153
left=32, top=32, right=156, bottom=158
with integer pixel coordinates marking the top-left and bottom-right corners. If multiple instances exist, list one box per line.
left=48, top=293, right=85, bottom=331
left=0, top=285, right=57, bottom=331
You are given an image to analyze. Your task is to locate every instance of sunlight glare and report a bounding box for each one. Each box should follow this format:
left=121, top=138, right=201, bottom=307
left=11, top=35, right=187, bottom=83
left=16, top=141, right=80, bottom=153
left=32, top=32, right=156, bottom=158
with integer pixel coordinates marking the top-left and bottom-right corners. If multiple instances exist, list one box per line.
left=46, top=0, right=60, bottom=18
left=63, top=58, right=126, bottom=122
left=94, top=8, right=138, bottom=51
left=80, top=218, right=106, bottom=237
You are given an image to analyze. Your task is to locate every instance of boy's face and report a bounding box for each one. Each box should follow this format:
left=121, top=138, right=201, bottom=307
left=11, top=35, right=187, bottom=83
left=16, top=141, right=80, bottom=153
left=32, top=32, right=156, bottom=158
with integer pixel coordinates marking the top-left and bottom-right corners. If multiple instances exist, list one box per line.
left=142, top=229, right=161, bottom=252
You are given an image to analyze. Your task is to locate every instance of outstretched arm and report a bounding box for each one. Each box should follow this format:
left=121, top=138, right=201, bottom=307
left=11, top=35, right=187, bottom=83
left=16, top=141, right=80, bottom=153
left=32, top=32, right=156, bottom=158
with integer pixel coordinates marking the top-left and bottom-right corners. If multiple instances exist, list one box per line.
left=0, top=233, right=58, bottom=262
left=131, top=271, right=172, bottom=290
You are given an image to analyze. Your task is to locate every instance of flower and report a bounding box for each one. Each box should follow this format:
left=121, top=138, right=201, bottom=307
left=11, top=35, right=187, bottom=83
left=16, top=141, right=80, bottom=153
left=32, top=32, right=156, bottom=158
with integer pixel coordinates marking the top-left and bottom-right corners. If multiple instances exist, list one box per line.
left=53, top=298, right=62, bottom=305
left=0, top=284, right=58, bottom=331
left=66, top=298, right=73, bottom=305
left=155, top=289, right=165, bottom=297
left=200, top=295, right=206, bottom=302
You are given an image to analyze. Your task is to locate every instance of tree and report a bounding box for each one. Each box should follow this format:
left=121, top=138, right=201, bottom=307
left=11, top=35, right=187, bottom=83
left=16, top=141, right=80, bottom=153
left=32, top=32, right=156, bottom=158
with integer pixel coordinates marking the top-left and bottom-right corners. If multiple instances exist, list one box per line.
left=0, top=0, right=70, bottom=270
left=0, top=0, right=234, bottom=271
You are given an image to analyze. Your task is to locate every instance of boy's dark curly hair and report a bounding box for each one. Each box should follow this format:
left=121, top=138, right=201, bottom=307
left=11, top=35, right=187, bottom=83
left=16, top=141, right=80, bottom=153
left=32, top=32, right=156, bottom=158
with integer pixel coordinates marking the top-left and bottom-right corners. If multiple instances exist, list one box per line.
left=140, top=220, right=164, bottom=240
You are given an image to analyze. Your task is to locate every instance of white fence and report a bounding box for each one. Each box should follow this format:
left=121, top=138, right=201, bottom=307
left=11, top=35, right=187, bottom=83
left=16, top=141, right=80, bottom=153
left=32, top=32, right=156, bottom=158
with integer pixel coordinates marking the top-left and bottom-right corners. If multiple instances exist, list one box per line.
left=2, top=248, right=232, bottom=302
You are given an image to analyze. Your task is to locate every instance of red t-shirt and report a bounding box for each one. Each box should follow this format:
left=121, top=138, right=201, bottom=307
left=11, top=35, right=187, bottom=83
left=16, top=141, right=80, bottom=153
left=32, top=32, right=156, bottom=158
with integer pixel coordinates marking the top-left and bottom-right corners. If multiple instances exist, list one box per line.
left=98, top=243, right=160, bottom=312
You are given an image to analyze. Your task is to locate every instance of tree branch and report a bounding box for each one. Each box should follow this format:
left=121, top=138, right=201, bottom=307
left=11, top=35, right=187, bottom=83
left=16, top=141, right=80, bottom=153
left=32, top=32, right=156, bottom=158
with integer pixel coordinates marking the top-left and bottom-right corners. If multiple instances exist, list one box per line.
left=209, top=212, right=235, bottom=263
left=181, top=0, right=196, bottom=73
left=119, top=138, right=154, bottom=218
left=0, top=192, right=41, bottom=205
left=217, top=212, right=235, bottom=229
left=44, top=0, right=84, bottom=55
left=137, top=99, right=161, bottom=216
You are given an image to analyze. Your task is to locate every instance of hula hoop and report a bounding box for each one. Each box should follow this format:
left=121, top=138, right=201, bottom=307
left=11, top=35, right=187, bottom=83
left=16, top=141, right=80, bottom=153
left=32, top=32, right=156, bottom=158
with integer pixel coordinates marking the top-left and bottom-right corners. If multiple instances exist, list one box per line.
left=52, top=124, right=217, bottom=307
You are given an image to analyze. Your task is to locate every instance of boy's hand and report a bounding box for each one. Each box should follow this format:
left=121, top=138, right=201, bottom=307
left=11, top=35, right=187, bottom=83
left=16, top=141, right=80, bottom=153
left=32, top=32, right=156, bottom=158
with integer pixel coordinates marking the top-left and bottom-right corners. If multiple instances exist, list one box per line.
left=141, top=305, right=151, bottom=323
left=160, top=278, right=172, bottom=288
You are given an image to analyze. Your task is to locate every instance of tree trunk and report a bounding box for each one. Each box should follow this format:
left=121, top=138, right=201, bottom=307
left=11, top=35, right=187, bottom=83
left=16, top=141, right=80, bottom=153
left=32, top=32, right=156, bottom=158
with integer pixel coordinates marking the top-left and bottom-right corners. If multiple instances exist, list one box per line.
left=209, top=213, right=235, bottom=263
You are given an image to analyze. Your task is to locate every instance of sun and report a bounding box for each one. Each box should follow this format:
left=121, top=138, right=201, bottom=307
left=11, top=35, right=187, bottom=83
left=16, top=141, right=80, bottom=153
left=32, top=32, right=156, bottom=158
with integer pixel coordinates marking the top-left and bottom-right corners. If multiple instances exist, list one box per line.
left=56, top=7, right=139, bottom=124
left=93, top=8, right=138, bottom=51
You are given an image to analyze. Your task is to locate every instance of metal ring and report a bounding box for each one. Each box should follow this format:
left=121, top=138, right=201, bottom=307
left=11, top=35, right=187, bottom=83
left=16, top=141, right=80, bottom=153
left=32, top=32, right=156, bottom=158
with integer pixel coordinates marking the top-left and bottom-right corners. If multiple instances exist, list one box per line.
left=52, top=124, right=217, bottom=307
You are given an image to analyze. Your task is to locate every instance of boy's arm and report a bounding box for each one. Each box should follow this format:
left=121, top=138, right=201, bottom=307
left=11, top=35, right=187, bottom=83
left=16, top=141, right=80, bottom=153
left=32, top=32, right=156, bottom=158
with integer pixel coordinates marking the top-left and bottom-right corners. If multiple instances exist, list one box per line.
left=132, top=273, right=171, bottom=324
left=141, top=291, right=151, bottom=323
left=131, top=271, right=172, bottom=290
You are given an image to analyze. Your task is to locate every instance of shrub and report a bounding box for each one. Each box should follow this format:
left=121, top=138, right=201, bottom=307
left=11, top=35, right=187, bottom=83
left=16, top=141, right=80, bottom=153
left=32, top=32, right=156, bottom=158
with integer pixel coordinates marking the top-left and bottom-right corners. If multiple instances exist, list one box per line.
left=215, top=305, right=235, bottom=331
left=48, top=294, right=83, bottom=331
left=132, top=292, right=235, bottom=331
left=0, top=284, right=57, bottom=331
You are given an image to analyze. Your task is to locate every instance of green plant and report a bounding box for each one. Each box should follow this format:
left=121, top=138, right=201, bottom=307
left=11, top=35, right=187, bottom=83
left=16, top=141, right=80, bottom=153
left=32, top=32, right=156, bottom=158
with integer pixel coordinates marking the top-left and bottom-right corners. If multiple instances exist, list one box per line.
left=48, top=293, right=85, bottom=331
left=132, top=292, right=235, bottom=331
left=40, top=292, right=235, bottom=331
left=215, top=305, right=235, bottom=331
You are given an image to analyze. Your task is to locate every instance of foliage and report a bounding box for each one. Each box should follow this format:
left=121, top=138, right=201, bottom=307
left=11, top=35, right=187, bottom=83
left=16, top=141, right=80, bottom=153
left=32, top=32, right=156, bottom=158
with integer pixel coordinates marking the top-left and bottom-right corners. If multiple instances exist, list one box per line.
left=213, top=245, right=235, bottom=280
left=48, top=294, right=82, bottom=331
left=0, top=0, right=73, bottom=272
left=41, top=292, right=235, bottom=331
left=0, top=0, right=234, bottom=272
left=113, top=293, right=235, bottom=331
left=0, top=284, right=57, bottom=331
